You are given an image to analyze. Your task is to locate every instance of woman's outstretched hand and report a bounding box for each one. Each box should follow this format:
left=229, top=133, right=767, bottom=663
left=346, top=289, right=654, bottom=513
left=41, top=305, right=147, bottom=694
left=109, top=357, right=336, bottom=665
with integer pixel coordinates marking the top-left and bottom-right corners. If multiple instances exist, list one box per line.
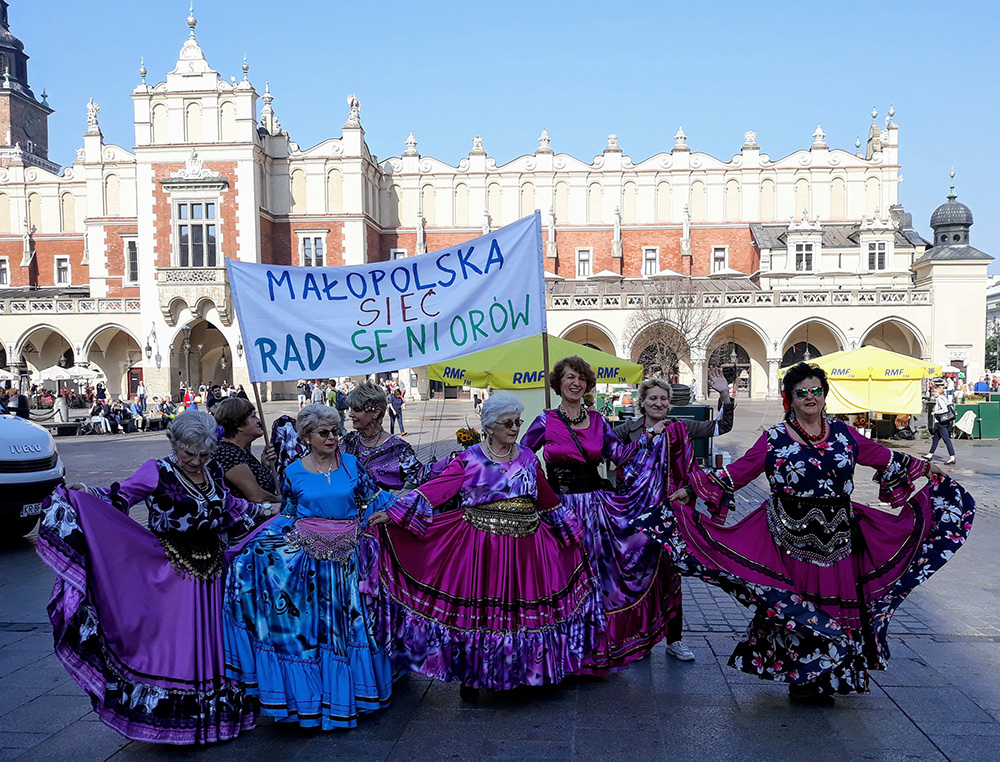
left=668, top=487, right=693, bottom=504
left=368, top=511, right=390, bottom=526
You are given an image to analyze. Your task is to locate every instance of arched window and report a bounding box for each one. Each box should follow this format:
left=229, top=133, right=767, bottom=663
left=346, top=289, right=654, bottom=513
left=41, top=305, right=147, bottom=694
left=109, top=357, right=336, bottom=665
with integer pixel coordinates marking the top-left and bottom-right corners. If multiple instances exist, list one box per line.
left=104, top=175, right=120, bottom=216
left=655, top=181, right=671, bottom=222
left=519, top=182, right=535, bottom=219
left=709, top=341, right=752, bottom=391
left=759, top=178, right=775, bottom=221
left=689, top=181, right=706, bottom=221
left=185, top=102, right=202, bottom=142
left=637, top=344, right=679, bottom=383
left=421, top=184, right=436, bottom=224
left=60, top=193, right=76, bottom=233
left=865, top=177, right=881, bottom=216
left=781, top=342, right=822, bottom=366
left=830, top=177, right=847, bottom=219
left=151, top=103, right=168, bottom=144
left=794, top=178, right=810, bottom=217
left=290, top=169, right=306, bottom=213
left=488, top=183, right=502, bottom=225
left=587, top=183, right=603, bottom=223
left=219, top=101, right=237, bottom=142
left=622, top=182, right=637, bottom=224
left=0, top=192, right=10, bottom=233
left=555, top=181, right=569, bottom=223
left=27, top=192, right=42, bottom=232
left=326, top=169, right=342, bottom=213
left=724, top=179, right=741, bottom=221
left=454, top=183, right=469, bottom=227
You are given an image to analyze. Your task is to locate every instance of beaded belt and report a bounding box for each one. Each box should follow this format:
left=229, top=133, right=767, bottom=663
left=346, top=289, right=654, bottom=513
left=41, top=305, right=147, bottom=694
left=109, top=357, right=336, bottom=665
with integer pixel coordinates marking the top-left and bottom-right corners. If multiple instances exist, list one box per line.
left=157, top=531, right=224, bottom=582
left=463, top=497, right=539, bottom=537
left=285, top=517, right=360, bottom=563
left=766, top=493, right=852, bottom=567
left=547, top=464, right=608, bottom=495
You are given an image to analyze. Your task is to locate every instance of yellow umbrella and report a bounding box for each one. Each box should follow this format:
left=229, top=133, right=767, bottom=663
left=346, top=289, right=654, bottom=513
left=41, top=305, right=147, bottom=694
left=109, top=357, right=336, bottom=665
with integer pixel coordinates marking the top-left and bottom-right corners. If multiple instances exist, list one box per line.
left=780, top=346, right=940, bottom=414
left=427, top=333, right=643, bottom=389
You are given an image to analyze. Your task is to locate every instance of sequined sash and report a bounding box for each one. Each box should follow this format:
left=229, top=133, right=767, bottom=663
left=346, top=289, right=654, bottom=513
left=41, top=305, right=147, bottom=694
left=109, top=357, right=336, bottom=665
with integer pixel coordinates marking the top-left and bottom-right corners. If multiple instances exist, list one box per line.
left=463, top=497, right=539, bottom=537
left=284, top=517, right=361, bottom=563
left=766, top=493, right=852, bottom=567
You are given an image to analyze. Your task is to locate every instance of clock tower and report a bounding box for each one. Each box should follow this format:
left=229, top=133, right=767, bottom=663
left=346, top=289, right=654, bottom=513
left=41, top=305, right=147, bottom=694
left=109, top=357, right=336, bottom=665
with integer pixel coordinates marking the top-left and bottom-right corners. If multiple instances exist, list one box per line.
left=0, top=0, right=55, bottom=169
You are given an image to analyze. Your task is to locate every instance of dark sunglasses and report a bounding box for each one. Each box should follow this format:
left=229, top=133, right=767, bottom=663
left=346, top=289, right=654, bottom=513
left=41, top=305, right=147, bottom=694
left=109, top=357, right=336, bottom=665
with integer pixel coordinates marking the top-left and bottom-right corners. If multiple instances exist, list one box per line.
left=792, top=386, right=825, bottom=399
left=312, top=428, right=340, bottom=439
left=495, top=418, right=524, bottom=429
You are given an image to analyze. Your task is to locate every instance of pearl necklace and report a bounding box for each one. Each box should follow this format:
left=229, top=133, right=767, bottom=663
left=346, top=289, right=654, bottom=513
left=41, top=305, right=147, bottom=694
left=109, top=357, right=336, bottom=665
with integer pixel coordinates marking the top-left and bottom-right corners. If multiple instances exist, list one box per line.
left=558, top=405, right=587, bottom=426
left=484, top=438, right=515, bottom=468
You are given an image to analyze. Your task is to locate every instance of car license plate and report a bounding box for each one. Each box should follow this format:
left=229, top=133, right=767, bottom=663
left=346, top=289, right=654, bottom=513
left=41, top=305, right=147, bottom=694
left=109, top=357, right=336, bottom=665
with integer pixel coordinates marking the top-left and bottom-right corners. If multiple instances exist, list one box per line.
left=20, top=501, right=44, bottom=517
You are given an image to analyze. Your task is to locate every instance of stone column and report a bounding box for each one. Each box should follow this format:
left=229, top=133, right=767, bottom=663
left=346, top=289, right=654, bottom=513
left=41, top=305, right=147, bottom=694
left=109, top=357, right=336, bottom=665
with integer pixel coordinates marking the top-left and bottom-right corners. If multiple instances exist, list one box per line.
left=689, top=345, right=707, bottom=402
left=767, top=356, right=782, bottom=399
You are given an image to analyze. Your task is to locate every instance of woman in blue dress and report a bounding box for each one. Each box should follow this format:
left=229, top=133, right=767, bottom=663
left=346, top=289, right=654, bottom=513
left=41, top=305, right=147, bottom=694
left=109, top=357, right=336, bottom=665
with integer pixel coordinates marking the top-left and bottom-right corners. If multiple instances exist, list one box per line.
left=223, top=404, right=396, bottom=730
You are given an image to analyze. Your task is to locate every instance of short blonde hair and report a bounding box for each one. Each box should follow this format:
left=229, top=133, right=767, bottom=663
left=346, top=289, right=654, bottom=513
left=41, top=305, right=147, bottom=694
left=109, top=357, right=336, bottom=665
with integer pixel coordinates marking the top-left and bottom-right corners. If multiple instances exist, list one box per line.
left=637, top=377, right=672, bottom=414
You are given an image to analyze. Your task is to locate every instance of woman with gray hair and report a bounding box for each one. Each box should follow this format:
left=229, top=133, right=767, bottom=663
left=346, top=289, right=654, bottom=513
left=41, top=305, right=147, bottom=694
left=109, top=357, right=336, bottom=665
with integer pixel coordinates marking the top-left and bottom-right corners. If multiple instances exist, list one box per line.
left=37, top=411, right=274, bottom=744
left=223, top=403, right=398, bottom=730
left=341, top=381, right=429, bottom=490
left=379, top=391, right=602, bottom=702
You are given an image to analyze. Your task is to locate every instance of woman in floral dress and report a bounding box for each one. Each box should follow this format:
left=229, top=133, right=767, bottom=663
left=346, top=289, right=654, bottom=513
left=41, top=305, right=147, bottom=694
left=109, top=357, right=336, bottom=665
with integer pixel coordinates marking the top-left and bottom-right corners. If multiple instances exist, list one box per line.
left=36, top=412, right=273, bottom=744
left=634, top=362, right=975, bottom=702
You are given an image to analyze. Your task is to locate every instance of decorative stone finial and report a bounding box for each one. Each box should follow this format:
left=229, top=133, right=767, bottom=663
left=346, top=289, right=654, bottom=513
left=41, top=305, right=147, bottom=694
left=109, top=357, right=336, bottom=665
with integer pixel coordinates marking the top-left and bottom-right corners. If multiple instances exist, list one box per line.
left=242, top=54, right=249, bottom=81
left=743, top=130, right=758, bottom=149
left=86, top=98, right=100, bottom=129
left=482, top=209, right=491, bottom=235
left=538, top=129, right=551, bottom=147
left=811, top=125, right=827, bottom=148
left=345, top=94, right=361, bottom=127
left=855, top=136, right=861, bottom=149
left=470, top=136, right=486, bottom=156
left=262, top=81, right=273, bottom=105
left=403, top=131, right=419, bottom=156
left=871, top=106, right=878, bottom=122
left=604, top=134, right=622, bottom=153
left=886, top=104, right=895, bottom=126
left=41, top=88, right=48, bottom=106
left=948, top=170, right=957, bottom=202
left=139, top=57, right=147, bottom=84
left=188, top=3, right=197, bottom=39
left=674, top=126, right=688, bottom=145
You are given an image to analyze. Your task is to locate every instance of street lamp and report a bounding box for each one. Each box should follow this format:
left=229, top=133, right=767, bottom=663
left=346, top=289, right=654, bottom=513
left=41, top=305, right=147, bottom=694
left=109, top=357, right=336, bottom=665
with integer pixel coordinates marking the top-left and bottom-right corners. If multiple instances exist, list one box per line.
left=236, top=338, right=244, bottom=359
left=182, top=325, right=192, bottom=388
left=221, top=346, right=227, bottom=372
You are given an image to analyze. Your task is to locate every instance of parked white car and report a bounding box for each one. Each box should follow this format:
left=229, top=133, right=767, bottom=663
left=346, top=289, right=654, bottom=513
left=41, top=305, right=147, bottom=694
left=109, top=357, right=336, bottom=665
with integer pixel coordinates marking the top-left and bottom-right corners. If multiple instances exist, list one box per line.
left=0, top=414, right=65, bottom=538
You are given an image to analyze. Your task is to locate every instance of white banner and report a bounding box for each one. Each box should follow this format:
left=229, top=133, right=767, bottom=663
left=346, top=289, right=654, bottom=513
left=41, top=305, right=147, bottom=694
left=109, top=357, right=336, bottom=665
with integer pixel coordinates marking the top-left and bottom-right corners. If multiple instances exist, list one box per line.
left=227, top=213, right=546, bottom=382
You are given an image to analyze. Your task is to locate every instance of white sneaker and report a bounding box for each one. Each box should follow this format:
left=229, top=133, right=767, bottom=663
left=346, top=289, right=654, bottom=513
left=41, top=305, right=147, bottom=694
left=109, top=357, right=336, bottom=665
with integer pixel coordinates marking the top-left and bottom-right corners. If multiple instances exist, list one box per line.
left=665, top=640, right=696, bottom=661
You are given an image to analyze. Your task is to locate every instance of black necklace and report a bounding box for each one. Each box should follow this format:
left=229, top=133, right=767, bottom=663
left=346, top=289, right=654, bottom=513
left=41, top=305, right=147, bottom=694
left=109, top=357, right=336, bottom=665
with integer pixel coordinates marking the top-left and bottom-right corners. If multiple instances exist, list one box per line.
left=558, top=405, right=587, bottom=425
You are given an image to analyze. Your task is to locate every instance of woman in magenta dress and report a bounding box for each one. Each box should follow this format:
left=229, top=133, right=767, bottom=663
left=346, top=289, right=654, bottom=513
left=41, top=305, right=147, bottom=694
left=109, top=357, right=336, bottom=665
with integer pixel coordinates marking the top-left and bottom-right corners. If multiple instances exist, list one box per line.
left=634, top=363, right=975, bottom=702
left=378, top=392, right=603, bottom=701
left=521, top=356, right=667, bottom=674
left=36, top=412, right=272, bottom=744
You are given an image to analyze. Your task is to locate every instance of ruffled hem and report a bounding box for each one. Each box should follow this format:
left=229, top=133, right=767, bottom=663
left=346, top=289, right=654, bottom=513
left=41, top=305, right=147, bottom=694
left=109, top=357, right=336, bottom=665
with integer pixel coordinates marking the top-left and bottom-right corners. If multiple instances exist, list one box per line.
left=635, top=474, right=975, bottom=694
left=379, top=592, right=604, bottom=690
left=224, top=617, right=393, bottom=730
left=38, top=521, right=256, bottom=745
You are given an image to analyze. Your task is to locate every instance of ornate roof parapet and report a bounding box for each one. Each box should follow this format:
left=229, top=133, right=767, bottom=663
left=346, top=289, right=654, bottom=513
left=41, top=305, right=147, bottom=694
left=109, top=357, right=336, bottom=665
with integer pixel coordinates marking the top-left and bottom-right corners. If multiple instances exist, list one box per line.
left=161, top=149, right=228, bottom=189
left=787, top=213, right=823, bottom=234
left=858, top=213, right=893, bottom=232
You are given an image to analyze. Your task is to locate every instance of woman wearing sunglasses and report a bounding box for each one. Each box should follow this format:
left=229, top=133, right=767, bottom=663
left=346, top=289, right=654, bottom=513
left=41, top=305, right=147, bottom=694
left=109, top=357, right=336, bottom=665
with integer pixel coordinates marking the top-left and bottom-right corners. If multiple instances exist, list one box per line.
left=378, top=392, right=602, bottom=701
left=633, top=362, right=975, bottom=704
left=223, top=404, right=397, bottom=730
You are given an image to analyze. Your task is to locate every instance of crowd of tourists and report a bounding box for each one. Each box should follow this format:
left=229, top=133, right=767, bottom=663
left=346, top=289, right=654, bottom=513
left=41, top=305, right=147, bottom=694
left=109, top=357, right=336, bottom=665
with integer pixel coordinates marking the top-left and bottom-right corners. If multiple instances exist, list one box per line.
left=34, top=357, right=975, bottom=744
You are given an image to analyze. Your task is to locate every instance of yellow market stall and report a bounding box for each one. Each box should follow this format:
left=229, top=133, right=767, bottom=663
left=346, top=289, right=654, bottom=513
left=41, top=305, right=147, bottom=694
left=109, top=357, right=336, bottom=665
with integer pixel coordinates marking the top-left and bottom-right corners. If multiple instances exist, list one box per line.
left=781, top=346, right=941, bottom=415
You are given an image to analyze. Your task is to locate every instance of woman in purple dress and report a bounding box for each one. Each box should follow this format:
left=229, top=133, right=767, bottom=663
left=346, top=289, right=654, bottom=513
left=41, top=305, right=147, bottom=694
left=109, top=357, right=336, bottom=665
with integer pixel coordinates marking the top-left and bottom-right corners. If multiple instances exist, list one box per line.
left=378, top=392, right=603, bottom=701
left=341, top=382, right=429, bottom=491
left=36, top=411, right=275, bottom=744
left=520, top=356, right=667, bottom=674
left=634, top=363, right=975, bottom=703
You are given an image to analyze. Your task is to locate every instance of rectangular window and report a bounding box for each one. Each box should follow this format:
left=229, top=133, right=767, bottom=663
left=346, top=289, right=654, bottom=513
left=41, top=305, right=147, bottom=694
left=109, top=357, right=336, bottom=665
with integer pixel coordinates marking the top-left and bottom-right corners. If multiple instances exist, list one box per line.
left=175, top=201, right=218, bottom=267
left=712, top=247, right=728, bottom=273
left=390, top=248, right=407, bottom=260
left=643, top=247, right=658, bottom=276
left=55, top=256, right=70, bottom=285
left=576, top=249, right=592, bottom=278
left=126, top=240, right=139, bottom=284
left=795, top=243, right=813, bottom=271
left=0, top=258, right=8, bottom=286
left=868, top=241, right=886, bottom=271
left=302, top=236, right=325, bottom=267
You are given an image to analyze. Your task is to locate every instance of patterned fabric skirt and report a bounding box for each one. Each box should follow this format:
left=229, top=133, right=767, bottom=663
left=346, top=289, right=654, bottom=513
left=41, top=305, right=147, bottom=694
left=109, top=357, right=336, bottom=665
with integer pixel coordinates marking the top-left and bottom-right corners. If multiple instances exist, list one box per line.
left=36, top=489, right=256, bottom=745
left=377, top=509, right=603, bottom=690
left=562, top=489, right=678, bottom=674
left=632, top=476, right=975, bottom=695
left=223, top=516, right=394, bottom=730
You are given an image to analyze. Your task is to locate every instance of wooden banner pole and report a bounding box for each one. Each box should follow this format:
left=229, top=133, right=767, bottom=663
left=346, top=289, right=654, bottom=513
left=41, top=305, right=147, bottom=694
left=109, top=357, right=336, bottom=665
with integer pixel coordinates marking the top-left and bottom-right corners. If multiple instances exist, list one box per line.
left=251, top=381, right=270, bottom=446
left=542, top=332, right=552, bottom=410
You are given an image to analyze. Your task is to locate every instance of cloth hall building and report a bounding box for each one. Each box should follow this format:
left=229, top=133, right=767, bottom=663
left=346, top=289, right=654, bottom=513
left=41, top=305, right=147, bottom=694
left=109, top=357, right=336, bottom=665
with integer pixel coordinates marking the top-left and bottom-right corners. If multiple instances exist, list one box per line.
left=0, top=5, right=992, bottom=401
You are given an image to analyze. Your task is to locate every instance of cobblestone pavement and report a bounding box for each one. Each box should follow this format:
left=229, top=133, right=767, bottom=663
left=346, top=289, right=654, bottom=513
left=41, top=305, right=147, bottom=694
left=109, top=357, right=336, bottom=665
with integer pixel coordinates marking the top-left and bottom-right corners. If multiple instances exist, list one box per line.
left=1, top=397, right=999, bottom=761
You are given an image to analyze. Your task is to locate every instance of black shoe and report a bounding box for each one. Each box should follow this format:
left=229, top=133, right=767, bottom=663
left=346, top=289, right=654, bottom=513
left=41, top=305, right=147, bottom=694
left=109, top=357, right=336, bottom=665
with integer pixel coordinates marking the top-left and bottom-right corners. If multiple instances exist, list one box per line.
left=459, top=684, right=480, bottom=703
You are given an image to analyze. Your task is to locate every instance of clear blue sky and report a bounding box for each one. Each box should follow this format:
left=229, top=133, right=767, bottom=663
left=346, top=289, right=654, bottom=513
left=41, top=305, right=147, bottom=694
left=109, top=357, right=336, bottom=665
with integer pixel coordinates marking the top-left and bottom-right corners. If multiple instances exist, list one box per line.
left=16, top=0, right=1000, bottom=272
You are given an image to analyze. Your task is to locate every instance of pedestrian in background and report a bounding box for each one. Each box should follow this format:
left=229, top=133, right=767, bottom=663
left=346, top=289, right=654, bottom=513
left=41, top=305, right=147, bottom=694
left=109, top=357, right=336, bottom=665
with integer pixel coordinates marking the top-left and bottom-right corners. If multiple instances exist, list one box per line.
left=388, top=389, right=406, bottom=435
